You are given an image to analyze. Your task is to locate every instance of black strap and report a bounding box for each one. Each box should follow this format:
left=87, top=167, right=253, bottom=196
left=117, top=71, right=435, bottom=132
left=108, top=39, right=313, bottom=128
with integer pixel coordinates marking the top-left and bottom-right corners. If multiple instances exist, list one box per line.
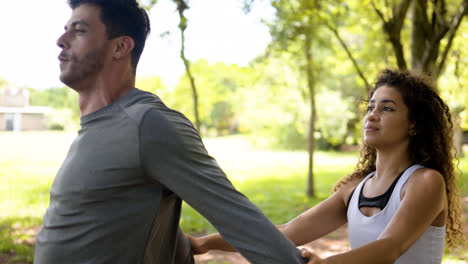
left=358, top=171, right=403, bottom=210
left=346, top=165, right=412, bottom=210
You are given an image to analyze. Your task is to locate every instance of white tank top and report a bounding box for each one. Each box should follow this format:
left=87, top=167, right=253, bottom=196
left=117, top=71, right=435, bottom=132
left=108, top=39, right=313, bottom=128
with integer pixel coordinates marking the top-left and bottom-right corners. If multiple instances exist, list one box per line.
left=347, top=164, right=446, bottom=264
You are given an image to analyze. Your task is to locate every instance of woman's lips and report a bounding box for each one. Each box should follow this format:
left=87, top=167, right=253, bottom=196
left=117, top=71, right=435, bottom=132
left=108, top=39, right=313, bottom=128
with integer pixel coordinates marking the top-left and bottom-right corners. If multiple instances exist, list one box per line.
left=364, top=126, right=379, bottom=132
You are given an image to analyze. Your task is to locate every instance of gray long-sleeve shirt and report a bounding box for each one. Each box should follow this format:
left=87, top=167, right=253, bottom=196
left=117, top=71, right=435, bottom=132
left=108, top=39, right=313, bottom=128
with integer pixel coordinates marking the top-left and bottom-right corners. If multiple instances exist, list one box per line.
left=34, top=88, right=305, bottom=264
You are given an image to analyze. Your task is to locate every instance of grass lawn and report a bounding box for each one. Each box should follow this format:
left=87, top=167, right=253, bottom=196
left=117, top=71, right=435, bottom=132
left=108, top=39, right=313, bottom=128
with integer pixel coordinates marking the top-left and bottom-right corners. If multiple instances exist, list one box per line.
left=1, top=132, right=467, bottom=263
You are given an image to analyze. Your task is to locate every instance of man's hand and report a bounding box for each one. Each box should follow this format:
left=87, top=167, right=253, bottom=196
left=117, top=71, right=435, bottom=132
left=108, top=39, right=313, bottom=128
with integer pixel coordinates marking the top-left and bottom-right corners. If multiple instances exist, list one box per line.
left=186, top=235, right=208, bottom=255
left=300, top=248, right=324, bottom=264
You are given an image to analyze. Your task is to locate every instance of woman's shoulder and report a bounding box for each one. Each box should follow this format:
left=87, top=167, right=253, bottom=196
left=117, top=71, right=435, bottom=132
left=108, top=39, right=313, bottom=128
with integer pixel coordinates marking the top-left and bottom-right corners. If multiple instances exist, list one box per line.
left=407, top=167, right=444, bottom=186
left=402, top=167, right=445, bottom=198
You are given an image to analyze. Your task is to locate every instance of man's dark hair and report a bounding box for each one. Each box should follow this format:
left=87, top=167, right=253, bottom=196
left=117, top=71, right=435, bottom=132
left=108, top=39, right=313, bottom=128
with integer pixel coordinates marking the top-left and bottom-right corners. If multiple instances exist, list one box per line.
left=68, top=0, right=151, bottom=73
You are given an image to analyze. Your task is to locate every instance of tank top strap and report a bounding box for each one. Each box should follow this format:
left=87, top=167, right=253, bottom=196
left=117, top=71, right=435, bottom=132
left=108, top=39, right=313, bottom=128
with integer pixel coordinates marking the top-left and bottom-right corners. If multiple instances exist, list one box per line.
left=347, top=171, right=375, bottom=217
left=392, top=164, right=425, bottom=202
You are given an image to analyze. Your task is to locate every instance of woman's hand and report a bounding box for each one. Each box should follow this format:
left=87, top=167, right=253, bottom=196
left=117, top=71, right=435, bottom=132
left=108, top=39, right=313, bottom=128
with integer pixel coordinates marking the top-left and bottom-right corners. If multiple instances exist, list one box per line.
left=187, top=235, right=209, bottom=255
left=300, top=248, right=325, bottom=264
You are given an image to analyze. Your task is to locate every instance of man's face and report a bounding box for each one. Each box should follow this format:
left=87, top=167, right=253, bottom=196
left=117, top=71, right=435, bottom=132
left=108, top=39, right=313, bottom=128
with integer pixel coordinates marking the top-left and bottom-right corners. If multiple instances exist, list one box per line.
left=56, top=4, right=112, bottom=88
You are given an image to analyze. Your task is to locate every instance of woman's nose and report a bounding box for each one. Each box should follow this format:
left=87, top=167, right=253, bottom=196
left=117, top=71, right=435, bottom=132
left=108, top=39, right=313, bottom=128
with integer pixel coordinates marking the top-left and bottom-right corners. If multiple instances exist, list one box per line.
left=366, top=109, right=378, bottom=121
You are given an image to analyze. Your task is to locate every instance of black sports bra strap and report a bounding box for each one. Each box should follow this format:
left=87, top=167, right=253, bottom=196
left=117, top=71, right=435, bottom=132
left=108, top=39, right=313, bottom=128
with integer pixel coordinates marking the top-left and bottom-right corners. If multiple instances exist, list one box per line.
left=346, top=165, right=413, bottom=210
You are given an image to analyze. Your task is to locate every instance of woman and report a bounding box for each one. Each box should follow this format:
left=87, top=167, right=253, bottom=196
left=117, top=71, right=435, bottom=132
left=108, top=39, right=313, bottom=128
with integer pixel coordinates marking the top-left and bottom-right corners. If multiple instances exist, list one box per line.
left=188, top=69, right=465, bottom=264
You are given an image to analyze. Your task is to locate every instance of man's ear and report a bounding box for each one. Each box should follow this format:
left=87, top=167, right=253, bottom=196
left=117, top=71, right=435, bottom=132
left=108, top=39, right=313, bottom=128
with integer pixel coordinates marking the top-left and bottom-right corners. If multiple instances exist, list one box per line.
left=112, top=36, right=135, bottom=60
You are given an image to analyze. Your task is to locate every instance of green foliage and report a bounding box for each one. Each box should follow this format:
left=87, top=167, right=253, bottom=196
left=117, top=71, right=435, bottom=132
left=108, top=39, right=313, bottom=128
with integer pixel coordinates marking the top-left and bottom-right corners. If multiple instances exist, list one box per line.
left=29, top=87, right=80, bottom=131
left=136, top=75, right=168, bottom=95
left=172, top=60, right=254, bottom=136
left=235, top=51, right=361, bottom=150
left=138, top=0, right=158, bottom=10
left=29, top=87, right=76, bottom=110
left=316, top=90, right=356, bottom=149
left=235, top=55, right=310, bottom=150
left=142, top=0, right=468, bottom=151
left=45, top=109, right=78, bottom=131
left=0, top=76, right=6, bottom=89
left=439, top=21, right=468, bottom=130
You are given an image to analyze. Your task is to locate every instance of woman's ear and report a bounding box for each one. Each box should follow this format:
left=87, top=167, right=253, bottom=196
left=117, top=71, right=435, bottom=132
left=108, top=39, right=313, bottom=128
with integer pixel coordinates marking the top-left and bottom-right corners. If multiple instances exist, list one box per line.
left=112, top=36, right=135, bottom=60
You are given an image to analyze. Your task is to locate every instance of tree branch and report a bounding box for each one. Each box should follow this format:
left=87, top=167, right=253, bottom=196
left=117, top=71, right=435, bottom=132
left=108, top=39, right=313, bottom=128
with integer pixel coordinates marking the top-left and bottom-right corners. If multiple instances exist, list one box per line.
left=372, top=0, right=411, bottom=70
left=173, top=0, right=201, bottom=132
left=393, top=0, right=413, bottom=31
left=325, top=24, right=371, bottom=92
left=371, top=1, right=388, bottom=24
left=416, top=0, right=433, bottom=36
left=435, top=0, right=467, bottom=77
left=431, top=0, right=446, bottom=25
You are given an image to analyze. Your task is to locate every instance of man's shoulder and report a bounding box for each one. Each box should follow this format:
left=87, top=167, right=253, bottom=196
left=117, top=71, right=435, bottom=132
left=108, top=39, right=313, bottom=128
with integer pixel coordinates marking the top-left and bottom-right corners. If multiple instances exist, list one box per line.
left=122, top=89, right=198, bottom=139
left=120, top=89, right=183, bottom=123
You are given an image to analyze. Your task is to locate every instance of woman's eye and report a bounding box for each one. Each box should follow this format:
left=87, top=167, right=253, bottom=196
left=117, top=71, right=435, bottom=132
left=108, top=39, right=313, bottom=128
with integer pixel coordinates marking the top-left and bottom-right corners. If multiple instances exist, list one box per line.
left=384, top=107, right=394, bottom=111
left=367, top=106, right=375, bottom=112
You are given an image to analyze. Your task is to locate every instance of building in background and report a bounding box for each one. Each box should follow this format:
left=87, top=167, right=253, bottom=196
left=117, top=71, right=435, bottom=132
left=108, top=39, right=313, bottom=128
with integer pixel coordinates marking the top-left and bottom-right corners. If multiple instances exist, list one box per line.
left=0, top=85, right=50, bottom=131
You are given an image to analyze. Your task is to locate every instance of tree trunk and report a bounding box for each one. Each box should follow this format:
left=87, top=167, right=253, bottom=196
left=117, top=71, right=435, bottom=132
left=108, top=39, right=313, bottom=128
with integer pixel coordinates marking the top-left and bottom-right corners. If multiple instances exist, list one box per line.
left=410, top=0, right=443, bottom=77
left=410, top=0, right=468, bottom=78
left=305, top=31, right=316, bottom=197
left=372, top=0, right=412, bottom=70
left=409, top=0, right=468, bottom=150
left=410, top=0, right=427, bottom=71
left=182, top=55, right=201, bottom=133
left=175, top=0, right=201, bottom=133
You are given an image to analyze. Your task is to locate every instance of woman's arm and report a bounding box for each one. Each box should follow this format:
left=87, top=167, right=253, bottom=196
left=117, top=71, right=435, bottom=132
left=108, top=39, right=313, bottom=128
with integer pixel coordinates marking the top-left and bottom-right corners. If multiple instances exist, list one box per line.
left=187, top=233, right=236, bottom=254
left=306, top=168, right=447, bottom=264
left=279, top=185, right=352, bottom=246
left=189, top=180, right=358, bottom=254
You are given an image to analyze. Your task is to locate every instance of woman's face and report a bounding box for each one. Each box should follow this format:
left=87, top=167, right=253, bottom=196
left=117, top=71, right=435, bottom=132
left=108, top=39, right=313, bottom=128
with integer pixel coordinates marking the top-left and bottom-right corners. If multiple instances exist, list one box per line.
left=363, top=85, right=413, bottom=150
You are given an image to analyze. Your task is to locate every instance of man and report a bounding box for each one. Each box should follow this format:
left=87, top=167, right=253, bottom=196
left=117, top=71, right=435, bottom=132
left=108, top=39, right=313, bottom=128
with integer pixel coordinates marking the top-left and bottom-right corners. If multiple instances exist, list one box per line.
left=34, top=1, right=306, bottom=263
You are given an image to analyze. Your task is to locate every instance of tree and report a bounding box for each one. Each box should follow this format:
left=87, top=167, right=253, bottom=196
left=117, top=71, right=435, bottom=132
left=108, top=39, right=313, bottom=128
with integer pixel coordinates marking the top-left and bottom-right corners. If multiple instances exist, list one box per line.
left=173, top=0, right=201, bottom=133
left=371, top=0, right=468, bottom=79
left=259, top=0, right=325, bottom=197
left=140, top=0, right=202, bottom=134
left=174, top=60, right=253, bottom=136
left=314, top=0, right=468, bottom=155
left=244, top=0, right=368, bottom=196
left=368, top=0, right=468, bottom=155
left=245, top=0, right=468, bottom=194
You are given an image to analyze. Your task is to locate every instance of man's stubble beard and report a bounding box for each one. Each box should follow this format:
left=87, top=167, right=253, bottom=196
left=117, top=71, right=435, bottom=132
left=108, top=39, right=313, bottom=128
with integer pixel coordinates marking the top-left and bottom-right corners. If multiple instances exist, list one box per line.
left=60, top=47, right=107, bottom=89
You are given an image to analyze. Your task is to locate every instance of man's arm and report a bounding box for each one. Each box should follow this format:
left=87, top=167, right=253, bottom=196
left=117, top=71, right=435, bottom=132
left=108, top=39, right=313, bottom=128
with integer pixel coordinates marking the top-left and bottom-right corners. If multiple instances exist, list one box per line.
left=187, top=180, right=354, bottom=255
left=139, top=108, right=305, bottom=264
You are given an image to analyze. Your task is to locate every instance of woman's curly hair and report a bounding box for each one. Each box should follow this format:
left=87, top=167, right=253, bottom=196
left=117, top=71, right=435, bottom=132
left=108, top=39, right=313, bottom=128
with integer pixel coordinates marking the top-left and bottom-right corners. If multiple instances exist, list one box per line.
left=334, top=68, right=464, bottom=249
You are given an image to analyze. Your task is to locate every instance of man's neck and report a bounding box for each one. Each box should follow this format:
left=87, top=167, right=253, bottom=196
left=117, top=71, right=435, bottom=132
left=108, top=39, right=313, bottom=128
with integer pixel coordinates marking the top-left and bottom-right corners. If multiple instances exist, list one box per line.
left=76, top=73, right=135, bottom=117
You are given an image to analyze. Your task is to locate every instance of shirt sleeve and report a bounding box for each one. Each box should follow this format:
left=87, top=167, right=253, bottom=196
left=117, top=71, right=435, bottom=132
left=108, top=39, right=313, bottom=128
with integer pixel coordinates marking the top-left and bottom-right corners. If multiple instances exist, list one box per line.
left=139, top=108, right=305, bottom=264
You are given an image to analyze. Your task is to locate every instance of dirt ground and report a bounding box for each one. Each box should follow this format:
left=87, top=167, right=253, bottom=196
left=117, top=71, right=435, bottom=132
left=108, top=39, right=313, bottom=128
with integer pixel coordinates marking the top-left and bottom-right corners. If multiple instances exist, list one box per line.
left=194, top=196, right=468, bottom=263
left=194, top=224, right=349, bottom=264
